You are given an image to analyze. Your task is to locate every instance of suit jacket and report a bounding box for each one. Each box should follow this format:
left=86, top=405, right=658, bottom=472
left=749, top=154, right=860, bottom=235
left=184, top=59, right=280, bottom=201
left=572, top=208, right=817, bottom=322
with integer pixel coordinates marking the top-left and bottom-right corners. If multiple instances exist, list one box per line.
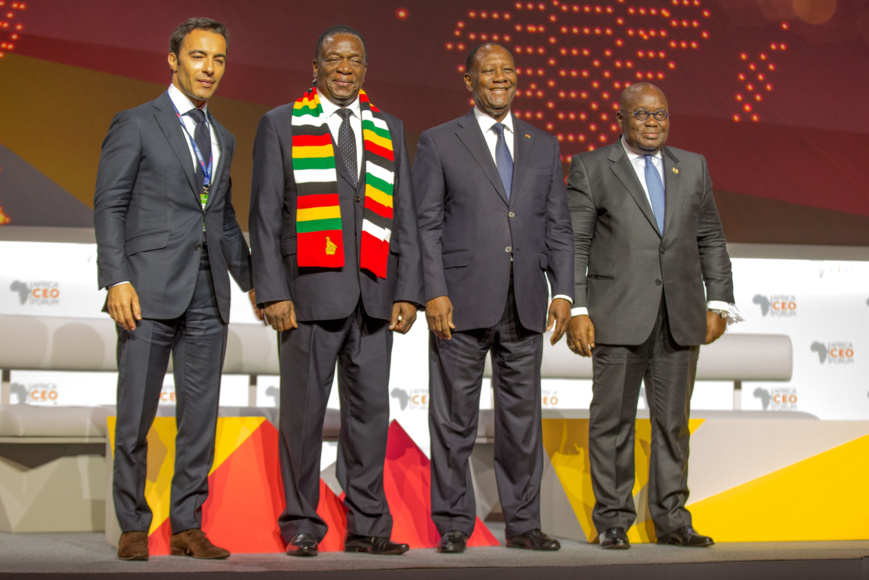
left=413, top=110, right=574, bottom=334
left=249, top=103, right=423, bottom=322
left=567, top=139, right=734, bottom=346
left=93, top=92, right=253, bottom=323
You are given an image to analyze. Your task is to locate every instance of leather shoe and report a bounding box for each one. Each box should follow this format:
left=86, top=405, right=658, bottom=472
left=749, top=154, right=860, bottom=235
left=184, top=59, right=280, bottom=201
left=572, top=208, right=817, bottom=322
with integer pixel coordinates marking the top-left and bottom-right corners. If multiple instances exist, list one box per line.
left=286, top=532, right=319, bottom=557
left=117, top=531, right=149, bottom=561
left=437, top=530, right=468, bottom=553
left=169, top=528, right=230, bottom=559
left=505, top=528, right=561, bottom=551
left=657, top=525, right=714, bottom=547
left=599, top=527, right=630, bottom=550
left=344, top=533, right=409, bottom=555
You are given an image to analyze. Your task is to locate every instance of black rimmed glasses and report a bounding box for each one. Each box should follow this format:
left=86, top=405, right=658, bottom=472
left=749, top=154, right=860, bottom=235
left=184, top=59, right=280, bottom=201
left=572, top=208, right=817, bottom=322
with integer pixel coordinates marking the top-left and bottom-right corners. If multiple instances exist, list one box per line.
left=623, top=109, right=670, bottom=122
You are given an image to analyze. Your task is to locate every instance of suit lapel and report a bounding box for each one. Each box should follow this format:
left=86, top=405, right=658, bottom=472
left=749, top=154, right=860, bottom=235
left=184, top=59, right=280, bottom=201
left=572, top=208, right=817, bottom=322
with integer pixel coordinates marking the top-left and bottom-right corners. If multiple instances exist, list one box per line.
left=661, top=146, right=680, bottom=236
left=206, top=116, right=228, bottom=208
left=510, top=116, right=531, bottom=205
left=608, top=141, right=660, bottom=236
left=456, top=110, right=508, bottom=204
left=153, top=92, right=199, bottom=200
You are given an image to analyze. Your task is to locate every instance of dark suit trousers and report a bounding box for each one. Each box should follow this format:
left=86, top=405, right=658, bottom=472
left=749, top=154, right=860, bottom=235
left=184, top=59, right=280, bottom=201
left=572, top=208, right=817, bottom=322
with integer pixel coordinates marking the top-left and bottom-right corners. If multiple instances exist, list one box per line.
left=588, top=300, right=699, bottom=537
left=429, top=280, right=544, bottom=539
left=277, top=302, right=394, bottom=543
left=113, top=248, right=227, bottom=534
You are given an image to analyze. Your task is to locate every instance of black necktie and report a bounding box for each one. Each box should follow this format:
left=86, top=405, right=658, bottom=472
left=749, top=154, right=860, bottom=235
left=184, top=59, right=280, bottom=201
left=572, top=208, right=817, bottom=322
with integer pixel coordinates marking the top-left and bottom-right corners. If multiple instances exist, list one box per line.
left=337, top=108, right=358, bottom=189
left=186, top=108, right=212, bottom=191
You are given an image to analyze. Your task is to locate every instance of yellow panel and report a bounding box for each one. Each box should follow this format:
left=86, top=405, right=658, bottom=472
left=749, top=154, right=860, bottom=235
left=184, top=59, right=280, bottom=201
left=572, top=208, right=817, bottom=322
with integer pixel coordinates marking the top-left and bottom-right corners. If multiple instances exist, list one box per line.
left=688, top=433, right=869, bottom=541
left=210, top=417, right=266, bottom=476
left=542, top=418, right=596, bottom=541
left=106, top=416, right=264, bottom=534
left=543, top=418, right=705, bottom=543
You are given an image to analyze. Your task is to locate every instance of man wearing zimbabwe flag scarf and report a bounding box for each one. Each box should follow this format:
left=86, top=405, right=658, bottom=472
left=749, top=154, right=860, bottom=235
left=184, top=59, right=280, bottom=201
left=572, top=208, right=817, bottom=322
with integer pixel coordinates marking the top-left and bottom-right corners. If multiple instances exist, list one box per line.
left=249, top=25, right=423, bottom=557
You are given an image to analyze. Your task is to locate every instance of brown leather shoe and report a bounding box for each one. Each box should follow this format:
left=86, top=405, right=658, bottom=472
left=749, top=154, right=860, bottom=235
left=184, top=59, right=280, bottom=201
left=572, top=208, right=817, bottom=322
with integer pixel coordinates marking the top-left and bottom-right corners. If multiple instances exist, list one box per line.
left=169, top=528, right=230, bottom=559
left=118, top=531, right=149, bottom=561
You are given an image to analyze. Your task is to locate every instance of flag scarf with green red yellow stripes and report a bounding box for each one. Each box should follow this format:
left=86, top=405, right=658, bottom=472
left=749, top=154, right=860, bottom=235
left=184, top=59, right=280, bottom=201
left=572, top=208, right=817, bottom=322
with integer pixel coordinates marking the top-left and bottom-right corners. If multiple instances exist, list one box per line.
left=291, top=87, right=395, bottom=278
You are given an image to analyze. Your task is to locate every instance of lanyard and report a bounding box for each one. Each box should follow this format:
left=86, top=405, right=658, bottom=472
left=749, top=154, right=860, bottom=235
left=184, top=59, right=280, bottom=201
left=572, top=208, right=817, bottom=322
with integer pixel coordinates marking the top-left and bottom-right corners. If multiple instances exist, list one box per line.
left=172, top=103, right=214, bottom=207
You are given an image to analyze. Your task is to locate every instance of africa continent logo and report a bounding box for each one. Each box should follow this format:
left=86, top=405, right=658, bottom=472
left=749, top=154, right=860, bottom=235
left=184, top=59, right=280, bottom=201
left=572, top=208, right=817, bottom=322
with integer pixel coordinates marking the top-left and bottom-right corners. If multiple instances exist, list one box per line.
left=445, top=0, right=788, bottom=160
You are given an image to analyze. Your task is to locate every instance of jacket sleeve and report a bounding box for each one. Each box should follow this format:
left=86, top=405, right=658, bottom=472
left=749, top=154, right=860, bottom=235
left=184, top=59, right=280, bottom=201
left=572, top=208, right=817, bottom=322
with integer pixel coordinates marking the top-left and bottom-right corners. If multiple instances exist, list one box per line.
left=543, top=138, right=575, bottom=301
left=249, top=112, right=292, bottom=305
left=390, top=118, right=424, bottom=306
left=93, top=110, right=141, bottom=289
left=412, top=129, right=449, bottom=303
left=565, top=153, right=597, bottom=309
left=696, top=155, right=734, bottom=303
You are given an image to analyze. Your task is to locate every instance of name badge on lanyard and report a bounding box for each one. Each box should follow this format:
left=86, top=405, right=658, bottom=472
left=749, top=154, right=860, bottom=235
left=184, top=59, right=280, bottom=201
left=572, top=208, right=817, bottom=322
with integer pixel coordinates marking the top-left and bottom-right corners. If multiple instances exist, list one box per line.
left=171, top=103, right=214, bottom=209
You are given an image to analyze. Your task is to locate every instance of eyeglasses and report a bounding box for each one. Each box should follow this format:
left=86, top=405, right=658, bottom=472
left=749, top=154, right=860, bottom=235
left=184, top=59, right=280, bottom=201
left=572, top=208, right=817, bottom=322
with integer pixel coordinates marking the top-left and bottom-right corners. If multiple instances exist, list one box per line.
left=622, top=109, right=670, bottom=122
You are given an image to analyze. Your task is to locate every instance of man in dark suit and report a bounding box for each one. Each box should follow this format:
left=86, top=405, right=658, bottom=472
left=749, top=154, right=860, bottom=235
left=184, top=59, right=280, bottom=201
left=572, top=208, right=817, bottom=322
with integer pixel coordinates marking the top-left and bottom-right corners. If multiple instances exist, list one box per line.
left=566, top=82, right=735, bottom=549
left=249, top=25, right=423, bottom=558
left=414, top=43, right=574, bottom=554
left=93, top=17, right=256, bottom=561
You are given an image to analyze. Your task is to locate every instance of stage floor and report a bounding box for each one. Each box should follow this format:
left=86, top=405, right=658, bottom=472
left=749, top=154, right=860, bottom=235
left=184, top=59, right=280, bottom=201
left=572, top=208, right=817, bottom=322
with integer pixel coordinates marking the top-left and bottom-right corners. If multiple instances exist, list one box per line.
left=0, top=524, right=867, bottom=580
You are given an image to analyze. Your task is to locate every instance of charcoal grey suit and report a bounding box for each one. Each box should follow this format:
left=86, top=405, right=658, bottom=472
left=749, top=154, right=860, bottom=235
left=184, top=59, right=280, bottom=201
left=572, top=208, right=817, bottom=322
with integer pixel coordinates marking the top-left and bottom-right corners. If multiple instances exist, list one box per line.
left=567, top=138, right=733, bottom=536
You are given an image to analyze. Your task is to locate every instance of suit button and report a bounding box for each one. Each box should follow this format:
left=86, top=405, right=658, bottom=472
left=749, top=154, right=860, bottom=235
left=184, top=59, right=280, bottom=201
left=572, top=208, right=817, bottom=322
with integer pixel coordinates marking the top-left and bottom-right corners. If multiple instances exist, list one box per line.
left=655, top=279, right=662, bottom=285
left=509, top=211, right=515, bottom=218
left=506, top=246, right=512, bottom=253
left=660, top=248, right=666, bottom=254
left=355, top=196, right=361, bottom=202
left=195, top=243, right=202, bottom=251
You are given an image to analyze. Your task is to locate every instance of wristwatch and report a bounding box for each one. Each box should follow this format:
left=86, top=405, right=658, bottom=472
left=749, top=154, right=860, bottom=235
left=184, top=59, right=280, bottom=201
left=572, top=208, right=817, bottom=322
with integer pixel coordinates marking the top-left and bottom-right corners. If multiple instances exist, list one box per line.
left=708, top=309, right=729, bottom=319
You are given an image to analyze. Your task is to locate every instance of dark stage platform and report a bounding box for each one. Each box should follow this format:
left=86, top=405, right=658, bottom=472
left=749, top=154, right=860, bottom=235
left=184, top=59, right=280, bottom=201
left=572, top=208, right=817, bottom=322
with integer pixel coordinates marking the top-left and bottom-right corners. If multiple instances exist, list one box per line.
left=1, top=524, right=867, bottom=580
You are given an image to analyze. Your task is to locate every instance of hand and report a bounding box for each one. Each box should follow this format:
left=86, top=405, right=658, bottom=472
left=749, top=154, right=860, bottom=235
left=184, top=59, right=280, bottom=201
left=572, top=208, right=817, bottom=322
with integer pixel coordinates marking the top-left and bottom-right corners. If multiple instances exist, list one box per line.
left=567, top=315, right=595, bottom=357
left=546, top=298, right=571, bottom=345
left=426, top=295, right=455, bottom=340
left=107, top=283, right=141, bottom=332
left=389, top=301, right=418, bottom=334
left=705, top=310, right=726, bottom=344
left=264, top=300, right=298, bottom=332
left=248, top=289, right=265, bottom=323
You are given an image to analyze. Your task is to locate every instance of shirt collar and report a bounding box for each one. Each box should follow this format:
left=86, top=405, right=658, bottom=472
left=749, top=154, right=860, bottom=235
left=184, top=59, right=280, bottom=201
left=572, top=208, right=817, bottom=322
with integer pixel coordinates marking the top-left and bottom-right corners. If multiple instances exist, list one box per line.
left=474, top=106, right=514, bottom=135
left=168, top=83, right=208, bottom=117
left=620, top=136, right=662, bottom=161
left=319, top=92, right=361, bottom=120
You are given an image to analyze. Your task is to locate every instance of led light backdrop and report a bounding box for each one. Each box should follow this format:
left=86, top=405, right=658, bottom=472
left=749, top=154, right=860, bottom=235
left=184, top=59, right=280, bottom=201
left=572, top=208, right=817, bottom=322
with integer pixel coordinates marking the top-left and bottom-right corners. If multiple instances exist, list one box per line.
left=1, top=0, right=868, bottom=244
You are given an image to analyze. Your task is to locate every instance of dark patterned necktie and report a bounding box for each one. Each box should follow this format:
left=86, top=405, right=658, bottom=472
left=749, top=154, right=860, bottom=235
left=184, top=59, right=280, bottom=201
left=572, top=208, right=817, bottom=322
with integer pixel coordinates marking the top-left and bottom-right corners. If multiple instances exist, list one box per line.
left=337, top=108, right=358, bottom=189
left=186, top=108, right=211, bottom=191
left=492, top=122, right=513, bottom=199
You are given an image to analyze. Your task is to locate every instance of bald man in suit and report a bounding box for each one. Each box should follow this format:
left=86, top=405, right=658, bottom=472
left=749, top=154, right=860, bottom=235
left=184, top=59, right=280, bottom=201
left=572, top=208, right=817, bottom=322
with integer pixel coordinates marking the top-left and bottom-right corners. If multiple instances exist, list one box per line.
left=567, top=82, right=734, bottom=550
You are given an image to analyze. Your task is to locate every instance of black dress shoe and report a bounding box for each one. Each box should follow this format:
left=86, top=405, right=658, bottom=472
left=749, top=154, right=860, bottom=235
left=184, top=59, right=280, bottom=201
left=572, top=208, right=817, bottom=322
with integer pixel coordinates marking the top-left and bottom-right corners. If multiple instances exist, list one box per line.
left=657, top=525, right=714, bottom=547
left=344, top=534, right=409, bottom=555
left=599, top=527, right=630, bottom=550
left=437, top=530, right=468, bottom=553
left=286, top=533, right=319, bottom=557
left=505, top=529, right=561, bottom=551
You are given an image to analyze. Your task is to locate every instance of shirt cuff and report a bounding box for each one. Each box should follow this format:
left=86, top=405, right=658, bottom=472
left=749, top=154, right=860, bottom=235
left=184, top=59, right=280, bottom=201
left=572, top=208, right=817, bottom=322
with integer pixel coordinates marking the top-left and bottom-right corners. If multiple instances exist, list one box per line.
left=707, top=301, right=745, bottom=324
left=570, top=306, right=589, bottom=317
left=552, top=294, right=573, bottom=305
left=110, top=281, right=131, bottom=288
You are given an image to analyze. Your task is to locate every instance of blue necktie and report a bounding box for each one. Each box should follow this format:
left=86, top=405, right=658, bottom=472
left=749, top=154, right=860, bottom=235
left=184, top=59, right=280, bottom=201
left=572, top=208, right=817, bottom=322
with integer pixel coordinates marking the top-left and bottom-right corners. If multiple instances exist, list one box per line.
left=644, top=155, right=665, bottom=234
left=492, top=123, right=513, bottom=199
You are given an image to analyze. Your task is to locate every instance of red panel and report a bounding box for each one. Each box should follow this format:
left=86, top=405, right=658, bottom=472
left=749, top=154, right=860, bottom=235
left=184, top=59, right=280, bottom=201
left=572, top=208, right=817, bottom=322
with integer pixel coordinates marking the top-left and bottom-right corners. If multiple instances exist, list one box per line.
left=384, top=420, right=499, bottom=548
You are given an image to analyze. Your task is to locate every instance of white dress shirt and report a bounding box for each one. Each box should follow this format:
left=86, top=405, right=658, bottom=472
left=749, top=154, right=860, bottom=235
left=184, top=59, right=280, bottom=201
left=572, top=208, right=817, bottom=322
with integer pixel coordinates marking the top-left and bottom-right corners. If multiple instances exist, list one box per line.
left=319, top=94, right=363, bottom=182
left=168, top=83, right=221, bottom=180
